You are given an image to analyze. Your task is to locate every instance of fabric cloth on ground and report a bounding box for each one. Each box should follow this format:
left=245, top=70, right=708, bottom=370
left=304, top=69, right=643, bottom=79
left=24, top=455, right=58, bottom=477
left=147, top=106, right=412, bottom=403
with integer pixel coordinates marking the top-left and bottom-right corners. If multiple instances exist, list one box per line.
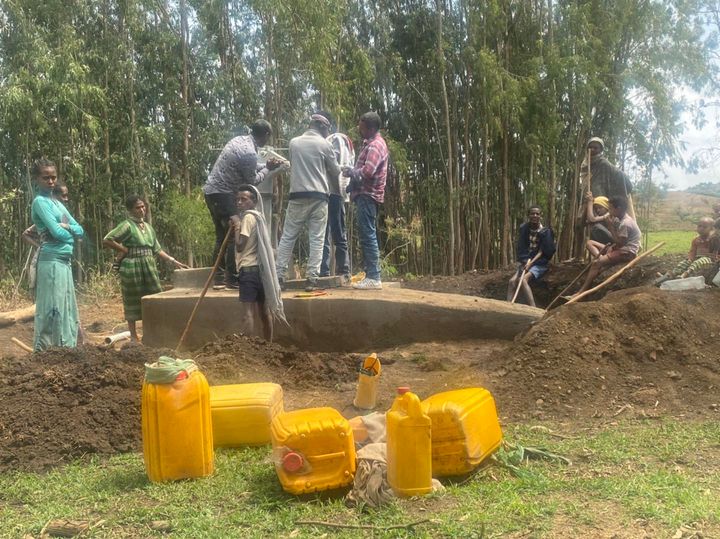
left=104, top=219, right=162, bottom=322
left=345, top=442, right=445, bottom=508
left=242, top=201, right=288, bottom=327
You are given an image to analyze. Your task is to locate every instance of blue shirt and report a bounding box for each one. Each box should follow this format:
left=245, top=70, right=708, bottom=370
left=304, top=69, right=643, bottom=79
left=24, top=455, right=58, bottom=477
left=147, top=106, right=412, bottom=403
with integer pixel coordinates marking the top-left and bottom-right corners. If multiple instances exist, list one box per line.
left=31, top=193, right=84, bottom=258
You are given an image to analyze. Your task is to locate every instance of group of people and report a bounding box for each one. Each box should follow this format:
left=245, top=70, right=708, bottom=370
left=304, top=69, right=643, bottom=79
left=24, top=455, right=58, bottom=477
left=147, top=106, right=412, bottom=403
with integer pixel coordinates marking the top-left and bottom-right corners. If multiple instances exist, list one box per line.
left=25, top=160, right=188, bottom=350
left=507, top=137, right=641, bottom=306
left=508, top=136, right=720, bottom=307
left=202, top=111, right=388, bottom=340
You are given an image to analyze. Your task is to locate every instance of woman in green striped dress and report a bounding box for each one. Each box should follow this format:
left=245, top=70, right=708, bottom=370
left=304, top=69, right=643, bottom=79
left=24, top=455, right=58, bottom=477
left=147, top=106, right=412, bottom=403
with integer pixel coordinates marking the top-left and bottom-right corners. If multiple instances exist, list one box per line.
left=103, top=195, right=188, bottom=342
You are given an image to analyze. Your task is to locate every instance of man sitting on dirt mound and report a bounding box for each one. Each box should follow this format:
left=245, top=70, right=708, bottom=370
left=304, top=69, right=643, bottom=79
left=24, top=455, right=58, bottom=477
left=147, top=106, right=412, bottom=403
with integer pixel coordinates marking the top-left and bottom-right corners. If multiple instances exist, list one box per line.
left=567, top=196, right=641, bottom=299
left=507, top=205, right=556, bottom=307
left=654, top=216, right=719, bottom=285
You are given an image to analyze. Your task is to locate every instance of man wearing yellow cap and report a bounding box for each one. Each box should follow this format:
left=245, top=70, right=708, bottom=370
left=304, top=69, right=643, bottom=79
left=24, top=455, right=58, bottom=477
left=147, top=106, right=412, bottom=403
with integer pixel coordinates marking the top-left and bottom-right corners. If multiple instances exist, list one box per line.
left=584, top=192, right=613, bottom=245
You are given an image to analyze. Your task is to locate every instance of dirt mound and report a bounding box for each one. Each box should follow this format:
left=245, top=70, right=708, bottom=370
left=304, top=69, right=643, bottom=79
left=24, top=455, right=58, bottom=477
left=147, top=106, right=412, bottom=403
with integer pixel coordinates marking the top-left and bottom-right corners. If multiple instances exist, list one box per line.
left=193, top=335, right=358, bottom=389
left=403, top=254, right=689, bottom=307
left=493, top=287, right=720, bottom=420
left=0, top=337, right=358, bottom=473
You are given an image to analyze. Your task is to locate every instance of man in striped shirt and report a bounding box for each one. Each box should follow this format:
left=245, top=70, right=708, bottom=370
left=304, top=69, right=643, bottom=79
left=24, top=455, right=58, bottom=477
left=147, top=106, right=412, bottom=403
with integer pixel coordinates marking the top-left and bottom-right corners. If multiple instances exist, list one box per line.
left=343, top=112, right=388, bottom=290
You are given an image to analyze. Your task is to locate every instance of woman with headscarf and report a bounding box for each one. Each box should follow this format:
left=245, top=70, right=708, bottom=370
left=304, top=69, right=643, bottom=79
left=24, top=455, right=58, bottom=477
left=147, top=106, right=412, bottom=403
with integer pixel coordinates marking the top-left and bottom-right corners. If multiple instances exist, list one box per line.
left=103, top=194, right=188, bottom=342
left=30, top=159, right=84, bottom=350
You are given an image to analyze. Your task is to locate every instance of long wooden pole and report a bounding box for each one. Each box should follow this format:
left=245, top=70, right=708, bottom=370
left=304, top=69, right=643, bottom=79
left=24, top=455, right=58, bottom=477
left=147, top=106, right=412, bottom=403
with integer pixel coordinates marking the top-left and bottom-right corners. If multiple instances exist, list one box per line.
left=545, top=261, right=593, bottom=311
left=586, top=148, right=592, bottom=193
left=510, top=269, right=526, bottom=304
left=563, top=242, right=665, bottom=306
left=175, top=226, right=233, bottom=352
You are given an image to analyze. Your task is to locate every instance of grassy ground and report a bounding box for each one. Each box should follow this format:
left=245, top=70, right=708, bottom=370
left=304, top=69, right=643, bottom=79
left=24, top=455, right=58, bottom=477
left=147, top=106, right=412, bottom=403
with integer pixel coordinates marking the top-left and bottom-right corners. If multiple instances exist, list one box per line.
left=646, top=230, right=695, bottom=255
left=1, top=420, right=718, bottom=538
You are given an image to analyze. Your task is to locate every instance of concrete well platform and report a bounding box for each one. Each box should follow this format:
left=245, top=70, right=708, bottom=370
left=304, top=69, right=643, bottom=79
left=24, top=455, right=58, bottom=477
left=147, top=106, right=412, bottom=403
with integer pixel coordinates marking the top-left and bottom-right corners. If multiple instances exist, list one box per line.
left=142, top=286, right=542, bottom=352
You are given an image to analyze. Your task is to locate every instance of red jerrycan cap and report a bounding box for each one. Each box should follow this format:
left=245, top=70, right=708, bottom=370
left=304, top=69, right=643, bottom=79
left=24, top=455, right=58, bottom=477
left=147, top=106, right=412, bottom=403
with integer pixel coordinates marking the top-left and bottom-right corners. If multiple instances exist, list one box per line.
left=282, top=451, right=304, bottom=473
left=397, top=386, right=410, bottom=395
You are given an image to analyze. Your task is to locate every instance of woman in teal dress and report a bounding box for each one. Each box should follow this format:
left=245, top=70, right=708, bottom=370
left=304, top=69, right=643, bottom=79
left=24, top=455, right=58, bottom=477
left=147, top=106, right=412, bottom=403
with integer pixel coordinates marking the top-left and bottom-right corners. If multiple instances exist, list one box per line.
left=103, top=194, right=187, bottom=342
left=31, top=159, right=84, bottom=351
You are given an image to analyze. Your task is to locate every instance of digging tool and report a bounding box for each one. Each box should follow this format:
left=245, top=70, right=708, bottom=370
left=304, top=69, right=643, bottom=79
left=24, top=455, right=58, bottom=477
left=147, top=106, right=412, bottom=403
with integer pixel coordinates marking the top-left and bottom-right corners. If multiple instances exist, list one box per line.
left=11, top=337, right=33, bottom=353
left=175, top=226, right=233, bottom=352
left=510, top=269, right=526, bottom=304
left=545, top=261, right=593, bottom=311
left=563, top=242, right=665, bottom=305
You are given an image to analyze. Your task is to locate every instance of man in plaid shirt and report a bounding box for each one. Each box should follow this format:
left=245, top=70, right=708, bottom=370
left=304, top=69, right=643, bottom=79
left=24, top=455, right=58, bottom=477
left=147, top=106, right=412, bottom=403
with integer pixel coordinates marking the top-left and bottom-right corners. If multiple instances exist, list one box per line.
left=342, top=112, right=388, bottom=290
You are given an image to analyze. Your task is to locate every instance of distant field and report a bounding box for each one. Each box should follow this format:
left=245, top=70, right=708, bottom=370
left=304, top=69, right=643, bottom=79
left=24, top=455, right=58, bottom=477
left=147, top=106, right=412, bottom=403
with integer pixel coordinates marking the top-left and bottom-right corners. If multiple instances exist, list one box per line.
left=647, top=191, right=719, bottom=231
left=646, top=230, right=695, bottom=255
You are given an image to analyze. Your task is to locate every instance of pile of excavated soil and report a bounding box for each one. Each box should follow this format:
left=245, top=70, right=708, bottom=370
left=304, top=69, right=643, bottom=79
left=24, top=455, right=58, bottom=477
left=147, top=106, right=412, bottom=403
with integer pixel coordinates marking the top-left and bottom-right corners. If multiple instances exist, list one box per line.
left=403, top=254, right=689, bottom=307
left=2, top=286, right=719, bottom=473
left=492, top=287, right=720, bottom=421
left=0, top=337, right=358, bottom=473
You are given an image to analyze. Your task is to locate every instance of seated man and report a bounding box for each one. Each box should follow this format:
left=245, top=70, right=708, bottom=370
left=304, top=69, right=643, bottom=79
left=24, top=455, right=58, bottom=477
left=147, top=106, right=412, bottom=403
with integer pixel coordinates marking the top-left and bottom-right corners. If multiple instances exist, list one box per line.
left=570, top=196, right=640, bottom=298
left=655, top=217, right=718, bottom=285
left=584, top=191, right=612, bottom=245
left=507, top=205, right=556, bottom=307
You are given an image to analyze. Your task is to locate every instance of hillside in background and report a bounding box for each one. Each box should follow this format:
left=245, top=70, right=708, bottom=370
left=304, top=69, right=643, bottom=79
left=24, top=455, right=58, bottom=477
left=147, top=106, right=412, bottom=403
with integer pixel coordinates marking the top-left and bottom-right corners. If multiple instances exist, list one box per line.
left=648, top=190, right=719, bottom=231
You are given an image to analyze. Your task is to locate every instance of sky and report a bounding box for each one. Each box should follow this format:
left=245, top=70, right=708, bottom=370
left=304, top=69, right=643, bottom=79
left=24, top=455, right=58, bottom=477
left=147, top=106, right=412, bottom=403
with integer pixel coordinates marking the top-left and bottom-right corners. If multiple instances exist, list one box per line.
left=657, top=92, right=720, bottom=190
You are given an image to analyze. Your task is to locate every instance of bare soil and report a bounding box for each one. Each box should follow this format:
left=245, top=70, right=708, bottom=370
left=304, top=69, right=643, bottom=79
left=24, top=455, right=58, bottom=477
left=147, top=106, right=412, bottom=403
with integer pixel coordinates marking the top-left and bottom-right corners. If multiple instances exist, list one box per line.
left=0, top=266, right=719, bottom=473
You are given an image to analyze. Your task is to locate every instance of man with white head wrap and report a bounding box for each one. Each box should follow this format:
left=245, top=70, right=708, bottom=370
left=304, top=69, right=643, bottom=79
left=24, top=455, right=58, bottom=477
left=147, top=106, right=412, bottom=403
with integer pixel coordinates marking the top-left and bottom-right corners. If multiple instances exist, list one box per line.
left=275, top=114, right=341, bottom=291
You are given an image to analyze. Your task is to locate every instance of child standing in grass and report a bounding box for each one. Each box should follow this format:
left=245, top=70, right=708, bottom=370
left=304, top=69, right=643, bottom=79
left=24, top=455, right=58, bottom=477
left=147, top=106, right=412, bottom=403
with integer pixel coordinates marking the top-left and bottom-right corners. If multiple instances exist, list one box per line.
left=654, top=217, right=719, bottom=285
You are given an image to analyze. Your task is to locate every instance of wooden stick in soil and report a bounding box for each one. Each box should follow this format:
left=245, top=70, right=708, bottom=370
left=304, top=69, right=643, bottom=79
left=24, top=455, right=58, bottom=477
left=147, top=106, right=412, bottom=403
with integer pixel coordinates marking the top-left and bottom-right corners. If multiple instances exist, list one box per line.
left=11, top=337, right=33, bottom=353
left=545, top=261, right=593, bottom=311
left=175, top=226, right=233, bottom=353
left=563, top=242, right=665, bottom=306
left=510, top=268, right=526, bottom=304
left=295, top=518, right=431, bottom=531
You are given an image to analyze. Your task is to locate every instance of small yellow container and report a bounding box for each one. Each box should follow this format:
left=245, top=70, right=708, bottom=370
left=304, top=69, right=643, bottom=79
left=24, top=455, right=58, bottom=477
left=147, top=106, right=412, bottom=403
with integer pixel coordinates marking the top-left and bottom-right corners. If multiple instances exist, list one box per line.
left=422, top=387, right=503, bottom=477
left=210, top=383, right=283, bottom=447
left=270, top=407, right=356, bottom=495
left=386, top=388, right=432, bottom=497
left=142, top=370, right=214, bottom=482
left=353, top=353, right=381, bottom=410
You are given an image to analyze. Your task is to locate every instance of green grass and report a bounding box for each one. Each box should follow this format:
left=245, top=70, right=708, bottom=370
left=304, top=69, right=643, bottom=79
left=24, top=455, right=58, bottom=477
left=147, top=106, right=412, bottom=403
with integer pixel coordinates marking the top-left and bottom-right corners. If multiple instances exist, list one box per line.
left=0, top=421, right=718, bottom=538
left=646, top=230, right=695, bottom=255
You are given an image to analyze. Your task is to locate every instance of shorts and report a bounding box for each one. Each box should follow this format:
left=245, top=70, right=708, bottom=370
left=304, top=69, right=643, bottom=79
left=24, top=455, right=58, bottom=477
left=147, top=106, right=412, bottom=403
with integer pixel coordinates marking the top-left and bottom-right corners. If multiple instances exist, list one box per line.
left=518, top=264, right=548, bottom=281
left=238, top=266, right=265, bottom=303
left=605, top=249, right=635, bottom=265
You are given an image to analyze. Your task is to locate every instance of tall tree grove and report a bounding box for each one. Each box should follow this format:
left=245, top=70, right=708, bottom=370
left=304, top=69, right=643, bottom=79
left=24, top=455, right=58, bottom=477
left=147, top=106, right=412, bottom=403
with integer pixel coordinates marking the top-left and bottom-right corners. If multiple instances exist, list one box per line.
left=0, top=0, right=715, bottom=281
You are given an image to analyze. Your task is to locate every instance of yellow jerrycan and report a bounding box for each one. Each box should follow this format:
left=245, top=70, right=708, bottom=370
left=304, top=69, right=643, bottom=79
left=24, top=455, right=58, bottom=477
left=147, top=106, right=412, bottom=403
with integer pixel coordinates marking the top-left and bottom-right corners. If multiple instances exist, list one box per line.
left=353, top=353, right=381, bottom=410
left=422, top=387, right=503, bottom=477
left=142, top=357, right=214, bottom=482
left=210, top=383, right=284, bottom=447
left=386, top=387, right=432, bottom=497
left=270, top=407, right=356, bottom=495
